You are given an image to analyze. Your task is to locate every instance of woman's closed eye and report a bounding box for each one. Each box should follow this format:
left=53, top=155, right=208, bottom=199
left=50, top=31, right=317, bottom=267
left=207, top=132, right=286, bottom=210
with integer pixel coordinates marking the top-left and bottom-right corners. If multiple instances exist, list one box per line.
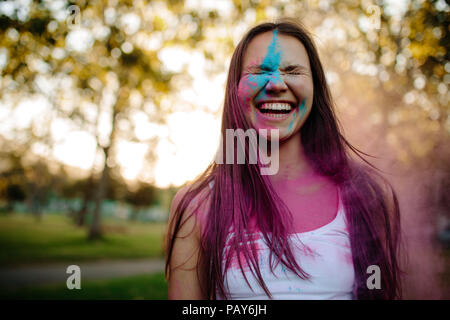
left=245, top=67, right=306, bottom=76
left=251, top=68, right=271, bottom=75
left=282, top=68, right=305, bottom=75
left=281, top=65, right=309, bottom=75
left=283, top=71, right=302, bottom=75
left=251, top=70, right=300, bottom=75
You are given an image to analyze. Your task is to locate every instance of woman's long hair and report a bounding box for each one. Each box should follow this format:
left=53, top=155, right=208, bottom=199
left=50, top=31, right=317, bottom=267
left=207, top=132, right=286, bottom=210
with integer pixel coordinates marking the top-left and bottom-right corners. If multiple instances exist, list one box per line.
left=165, top=19, right=403, bottom=299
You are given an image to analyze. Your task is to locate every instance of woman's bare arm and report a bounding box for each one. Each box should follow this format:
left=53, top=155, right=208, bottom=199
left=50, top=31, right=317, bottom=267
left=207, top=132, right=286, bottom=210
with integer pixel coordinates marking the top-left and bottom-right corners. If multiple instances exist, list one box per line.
left=167, top=186, right=207, bottom=299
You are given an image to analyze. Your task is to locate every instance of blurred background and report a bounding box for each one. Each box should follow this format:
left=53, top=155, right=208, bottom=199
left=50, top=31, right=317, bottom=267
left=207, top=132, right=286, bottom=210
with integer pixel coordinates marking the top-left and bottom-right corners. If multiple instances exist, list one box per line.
left=0, top=0, right=448, bottom=299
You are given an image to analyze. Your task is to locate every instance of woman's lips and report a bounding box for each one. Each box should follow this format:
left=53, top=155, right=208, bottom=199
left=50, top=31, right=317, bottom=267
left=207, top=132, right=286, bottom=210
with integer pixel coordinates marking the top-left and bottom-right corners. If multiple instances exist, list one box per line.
left=255, top=102, right=296, bottom=121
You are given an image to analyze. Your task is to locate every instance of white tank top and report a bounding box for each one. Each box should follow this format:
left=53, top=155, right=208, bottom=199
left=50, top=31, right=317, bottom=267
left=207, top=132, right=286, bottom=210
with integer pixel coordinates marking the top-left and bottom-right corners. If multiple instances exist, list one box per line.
left=216, top=190, right=355, bottom=300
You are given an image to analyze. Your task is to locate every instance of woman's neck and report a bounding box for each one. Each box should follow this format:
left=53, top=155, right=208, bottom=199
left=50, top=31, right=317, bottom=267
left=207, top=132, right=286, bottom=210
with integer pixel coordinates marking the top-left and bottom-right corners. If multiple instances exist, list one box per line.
left=269, top=132, right=314, bottom=184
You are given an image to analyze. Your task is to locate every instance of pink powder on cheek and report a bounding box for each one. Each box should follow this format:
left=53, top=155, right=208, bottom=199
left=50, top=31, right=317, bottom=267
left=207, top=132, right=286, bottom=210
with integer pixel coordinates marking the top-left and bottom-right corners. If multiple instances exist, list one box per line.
left=237, top=79, right=278, bottom=131
left=237, top=80, right=253, bottom=104
left=239, top=57, right=266, bottom=102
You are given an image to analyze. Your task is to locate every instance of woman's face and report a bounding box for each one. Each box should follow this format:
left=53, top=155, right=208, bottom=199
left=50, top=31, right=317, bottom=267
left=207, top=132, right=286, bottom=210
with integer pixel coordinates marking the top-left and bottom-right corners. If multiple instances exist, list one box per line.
left=238, top=30, right=314, bottom=141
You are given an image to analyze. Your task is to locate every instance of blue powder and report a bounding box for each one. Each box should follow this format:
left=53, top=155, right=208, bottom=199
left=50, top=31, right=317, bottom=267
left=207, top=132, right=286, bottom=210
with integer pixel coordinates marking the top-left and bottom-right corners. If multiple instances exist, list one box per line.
left=246, top=30, right=283, bottom=99
left=261, top=30, right=281, bottom=73
left=288, top=99, right=307, bottom=132
left=288, top=120, right=294, bottom=132
left=297, top=98, right=307, bottom=118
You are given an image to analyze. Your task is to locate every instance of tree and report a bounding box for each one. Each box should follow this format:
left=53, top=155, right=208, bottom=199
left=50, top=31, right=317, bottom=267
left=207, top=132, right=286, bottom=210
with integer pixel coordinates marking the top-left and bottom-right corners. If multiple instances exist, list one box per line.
left=0, top=0, right=175, bottom=238
left=125, top=182, right=157, bottom=221
left=0, top=0, right=447, bottom=238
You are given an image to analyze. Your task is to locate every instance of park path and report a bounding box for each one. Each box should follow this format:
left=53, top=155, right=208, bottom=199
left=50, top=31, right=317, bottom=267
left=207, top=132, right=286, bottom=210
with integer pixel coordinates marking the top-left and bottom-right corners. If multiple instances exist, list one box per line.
left=0, top=258, right=165, bottom=289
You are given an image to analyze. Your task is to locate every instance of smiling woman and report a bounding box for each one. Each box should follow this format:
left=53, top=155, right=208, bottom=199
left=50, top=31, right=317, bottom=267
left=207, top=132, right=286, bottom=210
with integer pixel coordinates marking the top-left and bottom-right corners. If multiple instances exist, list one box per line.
left=165, top=19, right=403, bottom=300
left=238, top=29, right=313, bottom=141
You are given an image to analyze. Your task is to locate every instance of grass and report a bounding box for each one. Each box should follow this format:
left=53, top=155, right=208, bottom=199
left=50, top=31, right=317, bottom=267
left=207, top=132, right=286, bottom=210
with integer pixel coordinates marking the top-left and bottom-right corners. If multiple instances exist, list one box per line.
left=0, top=272, right=168, bottom=300
left=0, top=213, right=167, bottom=267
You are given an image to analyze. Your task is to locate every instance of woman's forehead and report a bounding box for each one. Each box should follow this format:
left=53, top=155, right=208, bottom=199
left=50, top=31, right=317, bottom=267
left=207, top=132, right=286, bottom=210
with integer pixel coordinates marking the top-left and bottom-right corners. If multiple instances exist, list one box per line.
left=242, top=31, right=309, bottom=68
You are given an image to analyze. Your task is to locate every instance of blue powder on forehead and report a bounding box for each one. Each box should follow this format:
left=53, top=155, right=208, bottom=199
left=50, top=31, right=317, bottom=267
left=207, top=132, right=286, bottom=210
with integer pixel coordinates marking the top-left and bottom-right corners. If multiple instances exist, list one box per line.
left=248, top=30, right=282, bottom=91
left=261, top=30, right=281, bottom=71
left=243, top=30, right=284, bottom=101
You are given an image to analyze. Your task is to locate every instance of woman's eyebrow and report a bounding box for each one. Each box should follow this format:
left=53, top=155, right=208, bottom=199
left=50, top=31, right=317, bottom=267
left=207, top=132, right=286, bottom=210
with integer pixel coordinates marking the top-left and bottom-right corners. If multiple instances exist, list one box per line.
left=279, top=64, right=309, bottom=71
left=245, top=64, right=267, bottom=71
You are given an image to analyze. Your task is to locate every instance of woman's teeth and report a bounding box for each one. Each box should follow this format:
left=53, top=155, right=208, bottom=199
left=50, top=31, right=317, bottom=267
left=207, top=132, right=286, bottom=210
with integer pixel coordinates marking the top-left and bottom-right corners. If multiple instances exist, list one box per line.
left=258, top=103, right=292, bottom=118
left=264, top=113, right=286, bottom=119
left=260, top=103, right=292, bottom=111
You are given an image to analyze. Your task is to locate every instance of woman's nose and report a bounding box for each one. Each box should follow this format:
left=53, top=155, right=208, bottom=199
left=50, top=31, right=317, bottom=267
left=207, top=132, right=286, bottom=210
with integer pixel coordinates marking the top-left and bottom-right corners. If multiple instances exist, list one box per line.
left=265, top=73, right=288, bottom=93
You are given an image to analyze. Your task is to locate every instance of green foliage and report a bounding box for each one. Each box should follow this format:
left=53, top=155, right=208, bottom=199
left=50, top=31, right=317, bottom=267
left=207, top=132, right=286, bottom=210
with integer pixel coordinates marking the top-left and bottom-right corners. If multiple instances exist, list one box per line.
left=126, top=183, right=157, bottom=208
left=0, top=0, right=447, bottom=242
left=0, top=214, right=166, bottom=266
left=5, top=184, right=26, bottom=202
left=0, top=272, right=168, bottom=300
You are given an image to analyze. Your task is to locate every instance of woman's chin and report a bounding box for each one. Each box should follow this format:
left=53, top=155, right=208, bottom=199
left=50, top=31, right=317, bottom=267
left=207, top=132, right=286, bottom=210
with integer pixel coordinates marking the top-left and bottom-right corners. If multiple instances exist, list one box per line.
left=251, top=123, right=294, bottom=137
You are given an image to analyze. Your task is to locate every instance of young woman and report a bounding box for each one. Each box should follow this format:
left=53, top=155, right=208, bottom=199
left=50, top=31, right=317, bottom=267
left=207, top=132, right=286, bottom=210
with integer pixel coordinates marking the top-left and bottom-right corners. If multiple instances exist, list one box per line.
left=165, top=19, right=403, bottom=300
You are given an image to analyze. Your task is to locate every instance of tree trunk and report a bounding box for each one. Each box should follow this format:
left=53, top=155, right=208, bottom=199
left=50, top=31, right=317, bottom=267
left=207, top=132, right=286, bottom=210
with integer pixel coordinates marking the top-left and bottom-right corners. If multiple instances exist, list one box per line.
left=88, top=82, right=123, bottom=240
left=75, top=206, right=88, bottom=226
left=88, top=146, right=109, bottom=240
left=75, top=176, right=94, bottom=227
left=27, top=183, right=42, bottom=222
left=129, top=207, right=140, bottom=222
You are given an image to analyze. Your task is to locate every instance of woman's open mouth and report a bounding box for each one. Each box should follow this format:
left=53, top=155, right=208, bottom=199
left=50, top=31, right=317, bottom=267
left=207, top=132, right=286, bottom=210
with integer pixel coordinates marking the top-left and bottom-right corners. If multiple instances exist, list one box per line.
left=255, top=102, right=294, bottom=120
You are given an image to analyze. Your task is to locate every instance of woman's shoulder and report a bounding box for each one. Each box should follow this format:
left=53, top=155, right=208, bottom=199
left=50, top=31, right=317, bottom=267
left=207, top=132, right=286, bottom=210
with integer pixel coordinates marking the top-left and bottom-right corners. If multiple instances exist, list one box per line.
left=169, top=179, right=213, bottom=235
left=171, top=180, right=213, bottom=213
